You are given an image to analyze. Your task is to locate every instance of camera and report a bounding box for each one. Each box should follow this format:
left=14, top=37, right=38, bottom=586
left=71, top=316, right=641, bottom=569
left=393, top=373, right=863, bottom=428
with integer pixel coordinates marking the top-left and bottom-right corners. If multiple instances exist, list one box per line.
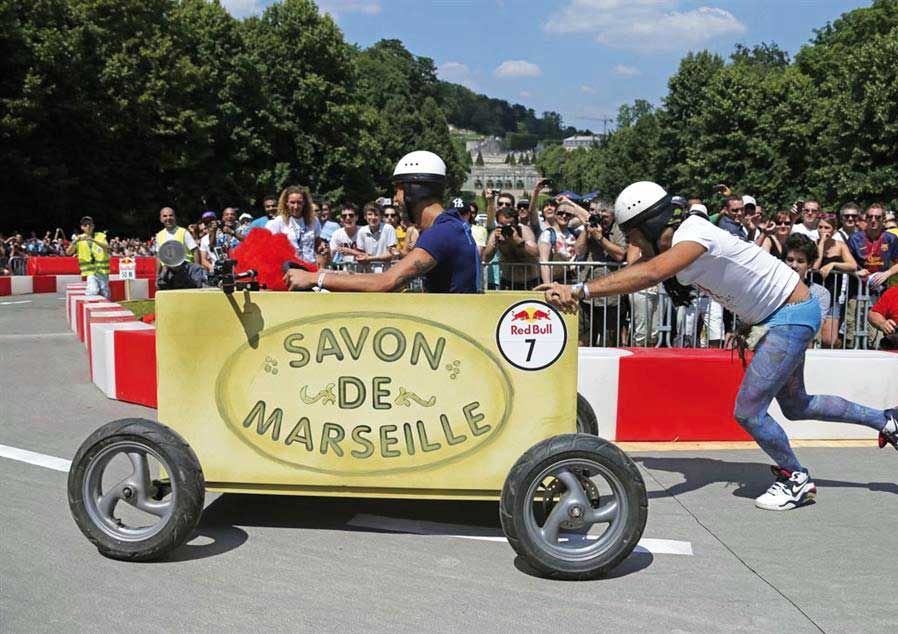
left=500, top=224, right=521, bottom=240
left=588, top=214, right=602, bottom=228
left=491, top=188, right=502, bottom=196
left=208, top=254, right=259, bottom=294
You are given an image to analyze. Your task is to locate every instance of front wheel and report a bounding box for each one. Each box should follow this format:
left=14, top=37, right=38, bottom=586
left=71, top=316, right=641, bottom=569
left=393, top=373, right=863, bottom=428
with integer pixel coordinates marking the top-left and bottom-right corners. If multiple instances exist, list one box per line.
left=67, top=418, right=205, bottom=561
left=500, top=434, right=647, bottom=580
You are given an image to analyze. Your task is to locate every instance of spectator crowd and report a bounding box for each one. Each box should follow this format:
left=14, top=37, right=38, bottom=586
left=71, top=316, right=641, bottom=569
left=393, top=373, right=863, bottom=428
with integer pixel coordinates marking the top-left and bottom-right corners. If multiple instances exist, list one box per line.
left=5, top=180, right=898, bottom=351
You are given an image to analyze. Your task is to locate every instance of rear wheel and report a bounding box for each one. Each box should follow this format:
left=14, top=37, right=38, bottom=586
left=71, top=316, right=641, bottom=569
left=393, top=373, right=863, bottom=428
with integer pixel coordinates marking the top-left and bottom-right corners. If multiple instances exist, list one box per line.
left=500, top=434, right=647, bottom=580
left=67, top=418, right=205, bottom=561
left=576, top=393, right=598, bottom=435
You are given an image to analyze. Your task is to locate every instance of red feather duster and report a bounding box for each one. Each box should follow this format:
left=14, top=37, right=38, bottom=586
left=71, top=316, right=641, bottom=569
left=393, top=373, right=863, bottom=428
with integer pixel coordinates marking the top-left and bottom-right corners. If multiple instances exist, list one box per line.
left=231, top=229, right=317, bottom=291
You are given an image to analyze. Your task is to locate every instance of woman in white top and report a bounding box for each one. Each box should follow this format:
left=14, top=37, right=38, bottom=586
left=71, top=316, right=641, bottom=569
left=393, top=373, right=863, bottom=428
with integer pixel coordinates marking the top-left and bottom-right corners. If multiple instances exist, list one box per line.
left=539, top=181, right=897, bottom=513
left=266, top=185, right=322, bottom=266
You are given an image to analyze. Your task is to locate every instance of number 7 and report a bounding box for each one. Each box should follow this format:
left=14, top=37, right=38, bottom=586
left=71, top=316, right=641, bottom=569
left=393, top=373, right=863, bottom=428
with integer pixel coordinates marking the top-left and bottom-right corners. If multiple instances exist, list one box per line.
left=525, top=338, right=536, bottom=362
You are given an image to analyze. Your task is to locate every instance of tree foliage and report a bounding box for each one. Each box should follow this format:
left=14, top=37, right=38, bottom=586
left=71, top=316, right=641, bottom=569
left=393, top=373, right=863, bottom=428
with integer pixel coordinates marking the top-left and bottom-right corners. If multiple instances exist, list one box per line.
left=0, top=0, right=465, bottom=233
left=534, top=1, right=898, bottom=211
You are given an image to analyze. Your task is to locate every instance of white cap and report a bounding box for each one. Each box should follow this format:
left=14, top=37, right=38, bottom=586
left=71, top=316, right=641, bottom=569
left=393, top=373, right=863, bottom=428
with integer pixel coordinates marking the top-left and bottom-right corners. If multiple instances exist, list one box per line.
left=742, top=195, right=757, bottom=208
left=239, top=213, right=252, bottom=221
left=392, top=150, right=446, bottom=181
left=689, top=203, right=708, bottom=215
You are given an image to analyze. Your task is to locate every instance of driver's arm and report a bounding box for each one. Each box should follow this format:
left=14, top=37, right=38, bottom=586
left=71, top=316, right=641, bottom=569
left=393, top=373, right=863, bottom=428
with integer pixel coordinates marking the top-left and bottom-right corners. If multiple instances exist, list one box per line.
left=289, top=248, right=436, bottom=293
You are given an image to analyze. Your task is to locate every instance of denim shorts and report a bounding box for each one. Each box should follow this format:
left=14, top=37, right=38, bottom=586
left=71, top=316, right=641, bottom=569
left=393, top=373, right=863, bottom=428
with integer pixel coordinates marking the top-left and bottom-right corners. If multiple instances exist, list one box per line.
left=760, top=297, right=822, bottom=332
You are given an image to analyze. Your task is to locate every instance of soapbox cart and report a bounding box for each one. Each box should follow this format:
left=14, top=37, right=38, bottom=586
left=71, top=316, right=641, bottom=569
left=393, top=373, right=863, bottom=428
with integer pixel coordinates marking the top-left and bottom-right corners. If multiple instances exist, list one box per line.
left=68, top=288, right=647, bottom=580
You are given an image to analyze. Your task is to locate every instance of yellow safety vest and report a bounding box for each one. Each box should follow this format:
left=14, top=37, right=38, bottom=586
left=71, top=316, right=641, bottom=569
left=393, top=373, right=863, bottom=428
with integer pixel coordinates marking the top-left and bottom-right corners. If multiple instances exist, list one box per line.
left=76, top=231, right=109, bottom=276
left=156, top=226, right=194, bottom=263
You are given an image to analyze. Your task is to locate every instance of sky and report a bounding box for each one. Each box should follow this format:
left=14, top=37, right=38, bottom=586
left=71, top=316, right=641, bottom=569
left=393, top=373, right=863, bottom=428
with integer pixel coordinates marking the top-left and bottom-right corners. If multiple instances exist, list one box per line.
left=221, top=0, right=870, bottom=132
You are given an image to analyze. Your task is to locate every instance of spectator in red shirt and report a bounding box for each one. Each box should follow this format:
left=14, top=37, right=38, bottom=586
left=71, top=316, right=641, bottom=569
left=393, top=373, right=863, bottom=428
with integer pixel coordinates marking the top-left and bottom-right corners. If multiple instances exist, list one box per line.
left=868, top=286, right=898, bottom=349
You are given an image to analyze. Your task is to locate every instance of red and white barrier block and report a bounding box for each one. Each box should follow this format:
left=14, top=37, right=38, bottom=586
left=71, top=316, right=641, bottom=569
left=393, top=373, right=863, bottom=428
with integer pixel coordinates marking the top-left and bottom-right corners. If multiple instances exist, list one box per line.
left=90, top=321, right=156, bottom=407
left=86, top=310, right=138, bottom=370
left=0, top=275, right=155, bottom=298
left=78, top=301, right=122, bottom=343
left=577, top=348, right=898, bottom=442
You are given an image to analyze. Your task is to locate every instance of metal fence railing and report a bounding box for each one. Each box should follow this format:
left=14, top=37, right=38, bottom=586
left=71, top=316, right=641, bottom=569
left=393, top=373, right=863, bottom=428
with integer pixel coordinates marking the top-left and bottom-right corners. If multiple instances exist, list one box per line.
left=8, top=256, right=27, bottom=276
left=326, top=257, right=891, bottom=351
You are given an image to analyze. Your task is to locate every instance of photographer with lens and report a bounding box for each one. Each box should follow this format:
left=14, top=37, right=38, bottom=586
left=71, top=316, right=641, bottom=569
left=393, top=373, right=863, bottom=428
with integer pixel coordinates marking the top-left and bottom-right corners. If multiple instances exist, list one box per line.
left=482, top=199, right=540, bottom=290
left=575, top=199, right=628, bottom=345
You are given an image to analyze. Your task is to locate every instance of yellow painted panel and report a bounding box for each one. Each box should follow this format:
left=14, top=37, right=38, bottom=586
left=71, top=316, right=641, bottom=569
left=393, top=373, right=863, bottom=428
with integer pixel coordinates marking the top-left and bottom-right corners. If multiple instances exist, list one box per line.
left=156, top=290, right=578, bottom=497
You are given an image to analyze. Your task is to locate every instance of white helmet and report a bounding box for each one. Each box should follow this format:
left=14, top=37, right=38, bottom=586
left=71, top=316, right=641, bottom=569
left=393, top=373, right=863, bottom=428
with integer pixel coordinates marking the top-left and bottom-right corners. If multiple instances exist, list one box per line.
left=392, top=150, right=446, bottom=184
left=614, top=181, right=669, bottom=231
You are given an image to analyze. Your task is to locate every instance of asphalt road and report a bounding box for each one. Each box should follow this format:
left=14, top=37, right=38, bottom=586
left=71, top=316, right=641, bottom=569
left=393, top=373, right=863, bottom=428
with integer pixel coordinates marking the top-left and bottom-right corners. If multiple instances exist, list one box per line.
left=2, top=294, right=897, bottom=633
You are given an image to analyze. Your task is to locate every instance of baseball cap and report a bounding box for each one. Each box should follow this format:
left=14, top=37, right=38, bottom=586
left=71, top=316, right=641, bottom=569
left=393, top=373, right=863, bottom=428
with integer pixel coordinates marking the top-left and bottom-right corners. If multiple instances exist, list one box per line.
left=239, top=212, right=252, bottom=221
left=201, top=211, right=217, bottom=221
left=689, top=203, right=708, bottom=215
left=742, top=195, right=757, bottom=209
left=517, top=198, right=530, bottom=208
left=79, top=216, right=94, bottom=225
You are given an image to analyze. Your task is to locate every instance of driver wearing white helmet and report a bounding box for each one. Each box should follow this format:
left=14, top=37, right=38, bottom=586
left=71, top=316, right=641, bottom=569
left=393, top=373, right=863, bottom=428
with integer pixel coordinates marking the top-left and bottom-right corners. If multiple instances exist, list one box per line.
left=539, top=181, right=898, bottom=512
left=284, top=151, right=480, bottom=293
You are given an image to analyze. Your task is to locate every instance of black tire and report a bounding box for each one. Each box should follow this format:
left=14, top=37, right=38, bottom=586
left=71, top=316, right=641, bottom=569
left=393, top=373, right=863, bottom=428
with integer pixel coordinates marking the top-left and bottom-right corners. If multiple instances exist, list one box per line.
left=67, top=418, right=205, bottom=561
left=500, top=434, right=647, bottom=580
left=576, top=393, right=598, bottom=435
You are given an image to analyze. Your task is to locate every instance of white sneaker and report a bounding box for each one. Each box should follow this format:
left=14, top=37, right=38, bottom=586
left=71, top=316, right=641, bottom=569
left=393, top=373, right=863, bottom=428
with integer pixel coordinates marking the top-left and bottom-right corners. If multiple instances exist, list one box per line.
left=755, top=467, right=817, bottom=511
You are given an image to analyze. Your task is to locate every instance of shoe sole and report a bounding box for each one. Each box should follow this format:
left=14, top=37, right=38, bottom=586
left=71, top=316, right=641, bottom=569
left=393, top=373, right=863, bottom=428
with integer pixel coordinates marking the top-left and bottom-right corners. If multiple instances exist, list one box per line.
left=755, top=486, right=817, bottom=511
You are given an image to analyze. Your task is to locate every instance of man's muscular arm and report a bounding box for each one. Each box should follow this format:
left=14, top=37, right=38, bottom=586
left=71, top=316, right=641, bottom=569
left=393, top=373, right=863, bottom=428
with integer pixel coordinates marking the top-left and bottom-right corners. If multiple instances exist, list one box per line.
left=285, top=247, right=435, bottom=292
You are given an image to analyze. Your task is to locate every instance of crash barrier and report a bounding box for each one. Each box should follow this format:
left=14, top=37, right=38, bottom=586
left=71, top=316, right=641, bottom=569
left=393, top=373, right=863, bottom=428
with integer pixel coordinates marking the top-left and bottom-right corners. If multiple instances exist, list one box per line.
left=80, top=313, right=897, bottom=441
left=0, top=274, right=154, bottom=298
left=24, top=256, right=156, bottom=276
left=8, top=256, right=27, bottom=275
left=479, top=261, right=891, bottom=351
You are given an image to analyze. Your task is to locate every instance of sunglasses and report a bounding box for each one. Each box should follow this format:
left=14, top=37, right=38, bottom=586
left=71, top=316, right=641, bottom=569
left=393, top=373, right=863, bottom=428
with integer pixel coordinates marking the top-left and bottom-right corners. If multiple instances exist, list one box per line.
left=341, top=214, right=356, bottom=220
left=497, top=201, right=513, bottom=208
left=775, top=220, right=792, bottom=226
left=556, top=212, right=573, bottom=219
left=867, top=215, right=884, bottom=220
left=842, top=214, right=858, bottom=220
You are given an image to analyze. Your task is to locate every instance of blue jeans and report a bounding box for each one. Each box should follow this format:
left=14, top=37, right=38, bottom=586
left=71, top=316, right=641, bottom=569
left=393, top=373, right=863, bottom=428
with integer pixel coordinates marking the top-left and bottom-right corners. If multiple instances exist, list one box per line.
left=734, top=307, right=888, bottom=473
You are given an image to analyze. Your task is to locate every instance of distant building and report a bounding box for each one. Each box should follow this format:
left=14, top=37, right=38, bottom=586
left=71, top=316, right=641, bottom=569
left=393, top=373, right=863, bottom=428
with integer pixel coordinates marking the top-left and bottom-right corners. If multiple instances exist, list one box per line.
left=563, top=135, right=601, bottom=150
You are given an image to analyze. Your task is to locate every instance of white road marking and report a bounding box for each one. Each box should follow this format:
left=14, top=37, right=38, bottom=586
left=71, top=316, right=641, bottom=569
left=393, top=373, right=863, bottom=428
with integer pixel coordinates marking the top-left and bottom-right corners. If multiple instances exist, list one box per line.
left=348, top=513, right=693, bottom=556
left=0, top=444, right=71, bottom=473
left=0, top=300, right=32, bottom=305
left=0, top=332, right=73, bottom=340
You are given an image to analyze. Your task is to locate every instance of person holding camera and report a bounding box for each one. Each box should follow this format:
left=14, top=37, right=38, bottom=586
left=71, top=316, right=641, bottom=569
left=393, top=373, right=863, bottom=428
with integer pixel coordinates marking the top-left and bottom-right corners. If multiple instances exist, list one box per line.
left=65, top=216, right=110, bottom=299
left=576, top=199, right=628, bottom=345
left=482, top=203, right=539, bottom=289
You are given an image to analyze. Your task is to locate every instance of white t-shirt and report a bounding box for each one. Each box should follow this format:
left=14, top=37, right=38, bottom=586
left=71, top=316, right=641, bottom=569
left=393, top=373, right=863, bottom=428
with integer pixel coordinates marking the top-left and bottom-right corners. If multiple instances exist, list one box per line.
left=790, top=223, right=819, bottom=241
left=199, top=234, right=218, bottom=266
left=538, top=226, right=580, bottom=262
left=672, top=215, right=800, bottom=324
left=156, top=227, right=198, bottom=252
left=266, top=215, right=321, bottom=263
left=357, top=223, right=397, bottom=257
left=329, top=227, right=359, bottom=263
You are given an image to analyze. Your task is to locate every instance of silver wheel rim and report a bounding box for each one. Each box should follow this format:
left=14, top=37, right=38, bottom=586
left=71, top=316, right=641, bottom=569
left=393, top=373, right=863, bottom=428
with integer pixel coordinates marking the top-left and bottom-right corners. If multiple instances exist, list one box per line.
left=523, top=457, right=628, bottom=562
left=82, top=441, right=176, bottom=542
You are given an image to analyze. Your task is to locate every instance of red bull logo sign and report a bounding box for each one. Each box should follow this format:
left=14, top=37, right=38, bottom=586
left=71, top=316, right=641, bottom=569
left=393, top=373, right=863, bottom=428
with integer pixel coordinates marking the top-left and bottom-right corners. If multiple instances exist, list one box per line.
left=496, top=300, right=567, bottom=371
